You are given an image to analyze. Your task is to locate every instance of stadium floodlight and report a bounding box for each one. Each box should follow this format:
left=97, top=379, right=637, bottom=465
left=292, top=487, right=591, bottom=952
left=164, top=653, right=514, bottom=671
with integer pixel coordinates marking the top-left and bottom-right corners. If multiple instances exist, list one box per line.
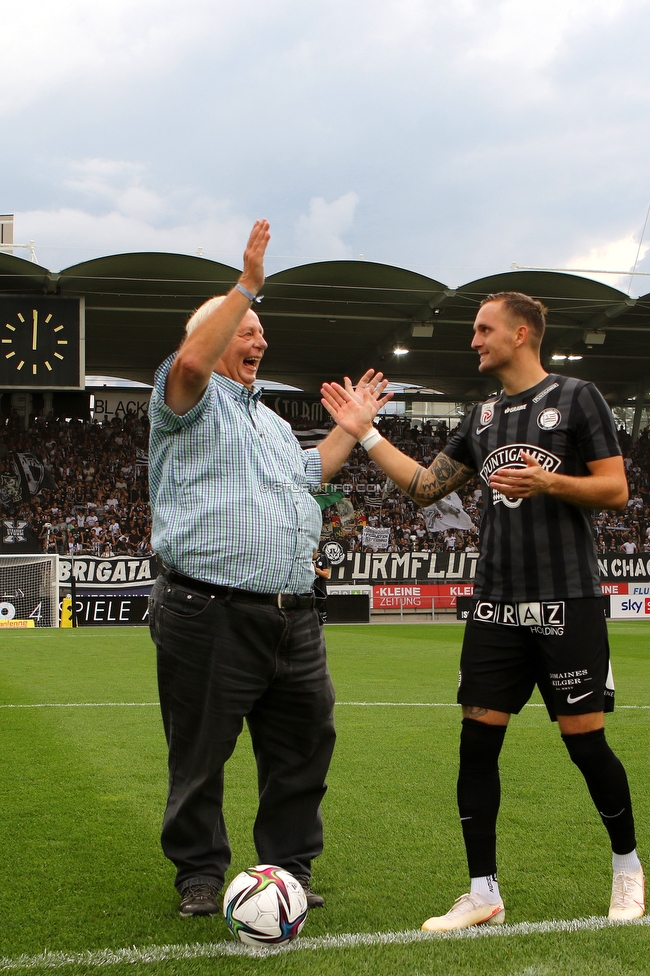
left=393, top=346, right=409, bottom=355
left=411, top=323, right=434, bottom=337
left=583, top=330, right=606, bottom=345
left=551, top=351, right=567, bottom=361
left=567, top=354, right=583, bottom=361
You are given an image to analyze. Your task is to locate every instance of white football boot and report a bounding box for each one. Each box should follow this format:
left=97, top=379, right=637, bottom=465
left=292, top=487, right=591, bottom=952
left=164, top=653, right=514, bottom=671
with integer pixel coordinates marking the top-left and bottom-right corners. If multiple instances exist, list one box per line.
left=422, top=891, right=506, bottom=932
left=608, top=867, right=645, bottom=921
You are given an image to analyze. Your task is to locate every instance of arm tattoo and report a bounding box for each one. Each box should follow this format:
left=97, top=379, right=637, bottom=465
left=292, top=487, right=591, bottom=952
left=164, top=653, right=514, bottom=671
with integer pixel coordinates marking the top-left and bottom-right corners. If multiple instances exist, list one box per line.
left=407, top=453, right=475, bottom=506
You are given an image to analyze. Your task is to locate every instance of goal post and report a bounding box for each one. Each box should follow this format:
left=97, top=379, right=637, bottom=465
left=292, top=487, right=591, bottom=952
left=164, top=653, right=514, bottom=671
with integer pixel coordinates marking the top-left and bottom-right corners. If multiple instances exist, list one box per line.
left=0, top=554, right=60, bottom=628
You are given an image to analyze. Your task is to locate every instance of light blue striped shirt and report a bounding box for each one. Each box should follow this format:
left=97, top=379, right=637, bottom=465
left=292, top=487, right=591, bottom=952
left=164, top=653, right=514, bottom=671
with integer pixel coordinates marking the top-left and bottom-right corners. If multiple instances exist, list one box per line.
left=149, top=355, right=323, bottom=592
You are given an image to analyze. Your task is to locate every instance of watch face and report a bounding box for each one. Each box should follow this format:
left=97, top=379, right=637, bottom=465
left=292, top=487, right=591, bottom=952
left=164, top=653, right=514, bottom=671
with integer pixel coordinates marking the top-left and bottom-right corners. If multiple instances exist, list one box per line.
left=0, top=296, right=83, bottom=389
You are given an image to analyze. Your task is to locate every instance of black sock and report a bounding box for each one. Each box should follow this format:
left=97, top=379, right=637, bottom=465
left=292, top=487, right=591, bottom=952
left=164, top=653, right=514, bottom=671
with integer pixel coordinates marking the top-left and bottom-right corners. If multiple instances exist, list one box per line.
left=457, top=718, right=507, bottom=878
left=562, top=728, right=636, bottom=855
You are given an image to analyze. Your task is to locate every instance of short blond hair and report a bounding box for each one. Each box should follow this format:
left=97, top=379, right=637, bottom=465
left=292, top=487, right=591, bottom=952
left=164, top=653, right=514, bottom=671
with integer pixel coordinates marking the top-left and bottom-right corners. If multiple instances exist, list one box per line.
left=185, top=295, right=228, bottom=337
left=480, top=291, right=547, bottom=342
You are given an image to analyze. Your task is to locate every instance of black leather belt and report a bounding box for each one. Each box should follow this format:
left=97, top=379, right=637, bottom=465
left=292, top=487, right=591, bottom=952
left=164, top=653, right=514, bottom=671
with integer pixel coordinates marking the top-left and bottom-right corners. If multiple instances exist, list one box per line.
left=160, top=566, right=315, bottom=610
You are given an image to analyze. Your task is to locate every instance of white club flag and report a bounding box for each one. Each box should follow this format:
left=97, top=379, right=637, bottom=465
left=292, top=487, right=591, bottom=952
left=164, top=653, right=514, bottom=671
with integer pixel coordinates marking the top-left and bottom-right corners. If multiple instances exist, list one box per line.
left=423, top=492, right=474, bottom=533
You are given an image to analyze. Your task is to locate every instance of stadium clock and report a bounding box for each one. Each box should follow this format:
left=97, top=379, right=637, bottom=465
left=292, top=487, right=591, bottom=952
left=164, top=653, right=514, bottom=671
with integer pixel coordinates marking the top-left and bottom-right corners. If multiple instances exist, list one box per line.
left=0, top=296, right=84, bottom=389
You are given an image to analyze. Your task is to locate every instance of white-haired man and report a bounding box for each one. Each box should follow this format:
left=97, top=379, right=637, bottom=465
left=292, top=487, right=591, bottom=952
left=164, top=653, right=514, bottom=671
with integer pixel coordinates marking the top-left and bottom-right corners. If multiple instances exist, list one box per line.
left=148, top=220, right=389, bottom=916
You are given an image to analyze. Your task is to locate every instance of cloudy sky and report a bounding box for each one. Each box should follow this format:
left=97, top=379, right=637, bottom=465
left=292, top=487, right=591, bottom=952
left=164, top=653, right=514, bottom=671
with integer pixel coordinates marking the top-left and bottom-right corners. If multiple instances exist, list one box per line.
left=3, top=0, right=650, bottom=294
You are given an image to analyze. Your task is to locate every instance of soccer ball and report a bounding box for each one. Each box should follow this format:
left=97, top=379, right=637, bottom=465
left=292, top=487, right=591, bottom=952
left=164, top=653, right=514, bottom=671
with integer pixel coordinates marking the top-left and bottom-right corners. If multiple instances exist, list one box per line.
left=223, top=865, right=308, bottom=946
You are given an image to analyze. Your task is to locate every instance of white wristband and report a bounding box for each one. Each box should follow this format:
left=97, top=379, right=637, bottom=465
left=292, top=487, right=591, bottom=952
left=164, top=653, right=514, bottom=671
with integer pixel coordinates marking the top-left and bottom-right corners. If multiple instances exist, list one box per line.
left=235, top=282, right=262, bottom=303
left=359, top=427, right=383, bottom=451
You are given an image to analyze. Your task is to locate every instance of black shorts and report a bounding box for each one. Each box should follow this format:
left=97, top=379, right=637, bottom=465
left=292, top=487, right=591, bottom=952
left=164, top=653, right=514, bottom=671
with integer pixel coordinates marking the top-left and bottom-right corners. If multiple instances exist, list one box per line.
left=458, top=597, right=615, bottom=721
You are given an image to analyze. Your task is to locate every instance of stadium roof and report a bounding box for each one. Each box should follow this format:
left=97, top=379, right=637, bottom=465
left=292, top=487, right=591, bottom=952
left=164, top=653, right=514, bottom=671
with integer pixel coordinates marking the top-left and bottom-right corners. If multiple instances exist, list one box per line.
left=1, top=250, right=650, bottom=405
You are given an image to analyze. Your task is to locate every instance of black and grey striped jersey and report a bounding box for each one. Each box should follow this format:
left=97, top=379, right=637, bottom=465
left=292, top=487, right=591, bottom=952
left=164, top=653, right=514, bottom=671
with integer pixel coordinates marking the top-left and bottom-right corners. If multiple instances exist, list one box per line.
left=443, top=374, right=621, bottom=602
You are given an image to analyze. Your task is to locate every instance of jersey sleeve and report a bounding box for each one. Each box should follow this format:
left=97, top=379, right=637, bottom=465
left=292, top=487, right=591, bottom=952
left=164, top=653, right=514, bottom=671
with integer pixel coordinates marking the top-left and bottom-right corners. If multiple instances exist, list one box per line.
left=574, top=383, right=622, bottom=462
left=441, top=413, right=478, bottom=471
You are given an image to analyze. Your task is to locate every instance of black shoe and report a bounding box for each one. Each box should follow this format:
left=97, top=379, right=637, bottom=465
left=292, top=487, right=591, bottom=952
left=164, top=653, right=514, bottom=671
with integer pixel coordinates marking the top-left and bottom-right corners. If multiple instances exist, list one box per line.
left=179, top=882, right=221, bottom=917
left=295, top=875, right=325, bottom=908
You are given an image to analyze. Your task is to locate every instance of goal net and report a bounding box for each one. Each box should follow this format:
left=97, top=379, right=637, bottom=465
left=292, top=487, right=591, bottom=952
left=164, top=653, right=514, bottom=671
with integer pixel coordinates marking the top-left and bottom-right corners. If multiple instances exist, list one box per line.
left=0, top=555, right=60, bottom=628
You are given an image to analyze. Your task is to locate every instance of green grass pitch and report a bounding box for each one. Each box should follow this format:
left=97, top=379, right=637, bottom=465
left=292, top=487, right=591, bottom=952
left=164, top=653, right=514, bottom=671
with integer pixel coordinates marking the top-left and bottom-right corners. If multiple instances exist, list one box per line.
left=0, top=622, right=648, bottom=975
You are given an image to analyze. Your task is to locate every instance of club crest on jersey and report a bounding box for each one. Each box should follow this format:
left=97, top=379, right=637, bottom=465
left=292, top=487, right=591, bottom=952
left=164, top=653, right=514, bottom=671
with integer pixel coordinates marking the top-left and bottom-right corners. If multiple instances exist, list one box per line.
left=476, top=401, right=497, bottom=434
left=537, top=407, right=561, bottom=430
left=479, top=443, right=562, bottom=509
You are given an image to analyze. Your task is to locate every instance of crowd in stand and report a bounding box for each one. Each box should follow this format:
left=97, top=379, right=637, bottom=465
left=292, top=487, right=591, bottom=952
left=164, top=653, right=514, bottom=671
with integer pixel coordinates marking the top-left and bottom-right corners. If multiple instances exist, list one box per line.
left=0, top=411, right=152, bottom=556
left=322, top=416, right=482, bottom=553
left=1, top=408, right=649, bottom=556
left=593, top=425, right=650, bottom=554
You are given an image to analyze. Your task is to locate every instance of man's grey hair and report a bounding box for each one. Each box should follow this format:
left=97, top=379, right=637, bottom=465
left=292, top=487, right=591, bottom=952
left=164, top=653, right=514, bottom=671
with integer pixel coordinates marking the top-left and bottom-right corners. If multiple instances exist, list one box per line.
left=185, top=296, right=228, bottom=337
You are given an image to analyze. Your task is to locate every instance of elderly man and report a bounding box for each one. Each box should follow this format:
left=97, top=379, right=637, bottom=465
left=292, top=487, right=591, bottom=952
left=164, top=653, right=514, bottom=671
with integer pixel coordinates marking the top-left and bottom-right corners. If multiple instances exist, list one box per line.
left=148, top=220, right=388, bottom=916
left=322, top=291, right=644, bottom=930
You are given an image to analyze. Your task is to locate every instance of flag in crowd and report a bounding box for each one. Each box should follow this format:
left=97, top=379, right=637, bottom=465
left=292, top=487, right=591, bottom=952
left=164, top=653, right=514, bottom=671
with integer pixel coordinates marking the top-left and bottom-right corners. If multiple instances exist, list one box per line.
left=423, top=492, right=474, bottom=533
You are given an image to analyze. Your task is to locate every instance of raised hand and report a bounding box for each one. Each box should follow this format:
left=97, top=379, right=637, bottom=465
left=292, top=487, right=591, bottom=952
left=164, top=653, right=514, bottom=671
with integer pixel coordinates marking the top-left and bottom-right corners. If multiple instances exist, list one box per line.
left=321, top=372, right=392, bottom=440
left=343, top=369, right=392, bottom=407
left=240, top=219, right=271, bottom=296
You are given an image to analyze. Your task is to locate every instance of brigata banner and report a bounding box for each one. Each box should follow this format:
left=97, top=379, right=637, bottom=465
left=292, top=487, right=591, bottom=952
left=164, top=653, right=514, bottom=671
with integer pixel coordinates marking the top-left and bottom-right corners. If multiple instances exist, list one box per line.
left=69, top=594, right=150, bottom=627
left=59, top=555, right=159, bottom=589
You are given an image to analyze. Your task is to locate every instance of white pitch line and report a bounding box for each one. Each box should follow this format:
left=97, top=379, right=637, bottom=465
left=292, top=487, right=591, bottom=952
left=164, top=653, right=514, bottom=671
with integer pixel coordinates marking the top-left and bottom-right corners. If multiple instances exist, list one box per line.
left=1, top=916, right=649, bottom=970
left=1, top=701, right=649, bottom=710
left=0, top=702, right=159, bottom=709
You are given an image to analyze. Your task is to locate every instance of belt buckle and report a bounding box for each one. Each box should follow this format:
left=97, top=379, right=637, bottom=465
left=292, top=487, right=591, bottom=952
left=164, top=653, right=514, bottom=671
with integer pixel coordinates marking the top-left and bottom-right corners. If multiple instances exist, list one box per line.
left=277, top=592, right=284, bottom=609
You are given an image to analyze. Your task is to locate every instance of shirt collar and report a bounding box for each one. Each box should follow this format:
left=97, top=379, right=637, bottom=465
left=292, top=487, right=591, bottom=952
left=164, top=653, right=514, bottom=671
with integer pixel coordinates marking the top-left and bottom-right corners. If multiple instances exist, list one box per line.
left=213, top=372, right=263, bottom=404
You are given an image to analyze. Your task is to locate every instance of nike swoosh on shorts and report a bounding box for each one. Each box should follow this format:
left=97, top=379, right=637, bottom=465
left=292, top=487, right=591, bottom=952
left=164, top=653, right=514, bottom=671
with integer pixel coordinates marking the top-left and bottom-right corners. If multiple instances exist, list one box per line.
left=566, top=691, right=593, bottom=705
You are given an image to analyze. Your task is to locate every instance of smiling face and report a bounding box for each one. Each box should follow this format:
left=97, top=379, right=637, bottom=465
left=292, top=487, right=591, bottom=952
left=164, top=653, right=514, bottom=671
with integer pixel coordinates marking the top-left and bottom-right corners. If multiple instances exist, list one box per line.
left=214, top=309, right=268, bottom=387
left=471, top=299, right=523, bottom=377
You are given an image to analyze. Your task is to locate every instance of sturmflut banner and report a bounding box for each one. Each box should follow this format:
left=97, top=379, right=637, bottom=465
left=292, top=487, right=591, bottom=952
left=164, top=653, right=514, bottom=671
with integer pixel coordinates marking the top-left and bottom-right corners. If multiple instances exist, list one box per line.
left=328, top=551, right=646, bottom=584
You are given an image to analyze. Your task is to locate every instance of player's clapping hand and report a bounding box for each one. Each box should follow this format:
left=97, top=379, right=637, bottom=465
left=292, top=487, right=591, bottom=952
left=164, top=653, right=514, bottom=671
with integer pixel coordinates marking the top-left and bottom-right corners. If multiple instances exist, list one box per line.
left=488, top=451, right=552, bottom=498
left=240, top=219, right=271, bottom=295
left=321, top=371, right=393, bottom=439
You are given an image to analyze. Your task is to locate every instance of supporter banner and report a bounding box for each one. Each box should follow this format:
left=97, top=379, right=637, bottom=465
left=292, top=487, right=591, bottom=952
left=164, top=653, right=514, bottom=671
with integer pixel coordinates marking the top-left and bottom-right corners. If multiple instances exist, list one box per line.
left=14, top=451, right=57, bottom=498
left=331, top=550, right=480, bottom=583
left=330, top=551, right=650, bottom=584
left=1, top=518, right=40, bottom=552
left=262, top=393, right=327, bottom=425
left=90, top=391, right=151, bottom=422
left=59, top=555, right=159, bottom=589
left=0, top=452, right=55, bottom=507
left=362, top=526, right=390, bottom=548
left=597, top=554, right=650, bottom=580
left=68, top=595, right=150, bottom=626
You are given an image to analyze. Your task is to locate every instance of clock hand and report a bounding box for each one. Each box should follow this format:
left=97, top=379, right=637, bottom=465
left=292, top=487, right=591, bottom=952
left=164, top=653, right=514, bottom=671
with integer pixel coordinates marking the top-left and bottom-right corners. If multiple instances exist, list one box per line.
left=32, top=309, right=38, bottom=351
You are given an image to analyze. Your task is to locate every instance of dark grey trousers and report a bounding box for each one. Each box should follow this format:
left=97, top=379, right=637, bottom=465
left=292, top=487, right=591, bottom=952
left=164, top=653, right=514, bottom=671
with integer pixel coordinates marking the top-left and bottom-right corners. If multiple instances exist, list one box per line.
left=149, top=574, right=336, bottom=892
